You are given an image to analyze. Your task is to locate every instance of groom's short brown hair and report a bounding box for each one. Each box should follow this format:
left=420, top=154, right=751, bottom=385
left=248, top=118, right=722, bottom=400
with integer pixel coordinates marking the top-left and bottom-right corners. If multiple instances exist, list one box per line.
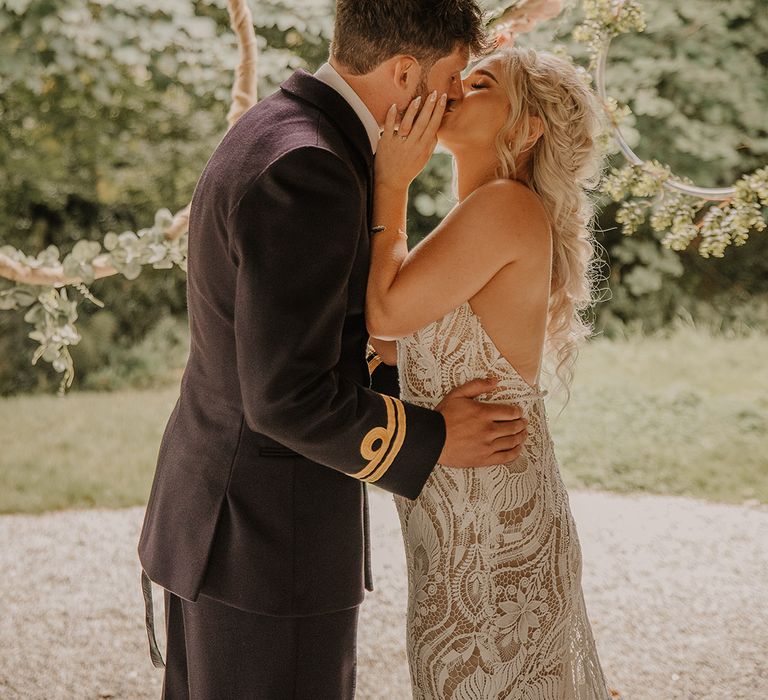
left=331, top=0, right=488, bottom=75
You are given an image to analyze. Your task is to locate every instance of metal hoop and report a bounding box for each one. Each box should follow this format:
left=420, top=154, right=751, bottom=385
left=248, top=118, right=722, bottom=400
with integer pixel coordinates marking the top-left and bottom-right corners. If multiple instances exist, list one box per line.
left=595, top=38, right=736, bottom=201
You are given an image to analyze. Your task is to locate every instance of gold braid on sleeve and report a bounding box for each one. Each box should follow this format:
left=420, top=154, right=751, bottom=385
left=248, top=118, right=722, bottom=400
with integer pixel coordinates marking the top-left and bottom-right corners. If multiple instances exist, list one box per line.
left=366, top=343, right=383, bottom=374
left=352, top=395, right=406, bottom=483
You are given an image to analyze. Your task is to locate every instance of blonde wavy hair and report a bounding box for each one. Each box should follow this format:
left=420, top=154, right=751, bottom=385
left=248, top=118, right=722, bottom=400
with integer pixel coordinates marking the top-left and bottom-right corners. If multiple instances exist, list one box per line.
left=492, top=47, right=605, bottom=395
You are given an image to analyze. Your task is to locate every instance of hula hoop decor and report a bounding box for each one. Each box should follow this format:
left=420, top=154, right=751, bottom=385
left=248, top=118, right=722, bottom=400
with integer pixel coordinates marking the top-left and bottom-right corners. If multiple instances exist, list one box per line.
left=0, top=0, right=766, bottom=391
left=574, top=0, right=767, bottom=258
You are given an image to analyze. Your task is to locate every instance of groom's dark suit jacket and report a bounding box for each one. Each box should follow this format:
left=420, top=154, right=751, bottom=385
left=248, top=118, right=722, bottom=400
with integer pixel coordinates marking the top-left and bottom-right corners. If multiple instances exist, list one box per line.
left=138, top=70, right=446, bottom=616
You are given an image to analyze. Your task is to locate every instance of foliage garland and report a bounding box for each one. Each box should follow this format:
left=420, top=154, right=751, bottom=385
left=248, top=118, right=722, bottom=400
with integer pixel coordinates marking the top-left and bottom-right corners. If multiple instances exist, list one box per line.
left=577, top=0, right=767, bottom=258
left=0, top=0, right=765, bottom=392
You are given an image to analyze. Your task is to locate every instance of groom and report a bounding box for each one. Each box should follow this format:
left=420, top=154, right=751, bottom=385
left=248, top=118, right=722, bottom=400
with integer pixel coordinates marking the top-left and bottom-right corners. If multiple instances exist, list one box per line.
left=138, top=1, right=528, bottom=697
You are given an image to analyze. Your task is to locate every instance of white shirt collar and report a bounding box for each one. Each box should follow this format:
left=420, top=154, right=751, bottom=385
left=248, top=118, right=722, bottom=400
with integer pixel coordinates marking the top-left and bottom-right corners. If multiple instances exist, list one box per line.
left=314, top=62, right=381, bottom=154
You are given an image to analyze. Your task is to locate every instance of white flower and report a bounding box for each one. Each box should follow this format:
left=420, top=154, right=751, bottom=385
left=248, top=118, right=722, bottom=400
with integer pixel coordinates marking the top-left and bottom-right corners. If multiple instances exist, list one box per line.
left=497, top=588, right=542, bottom=644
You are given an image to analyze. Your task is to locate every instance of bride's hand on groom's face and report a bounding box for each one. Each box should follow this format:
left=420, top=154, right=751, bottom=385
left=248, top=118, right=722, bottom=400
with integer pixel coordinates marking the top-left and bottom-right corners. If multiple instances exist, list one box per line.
left=374, top=91, right=448, bottom=191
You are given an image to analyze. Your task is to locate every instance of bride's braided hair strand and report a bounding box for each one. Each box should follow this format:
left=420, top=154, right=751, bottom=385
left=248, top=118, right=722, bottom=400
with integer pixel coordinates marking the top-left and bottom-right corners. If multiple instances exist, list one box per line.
left=493, top=48, right=606, bottom=397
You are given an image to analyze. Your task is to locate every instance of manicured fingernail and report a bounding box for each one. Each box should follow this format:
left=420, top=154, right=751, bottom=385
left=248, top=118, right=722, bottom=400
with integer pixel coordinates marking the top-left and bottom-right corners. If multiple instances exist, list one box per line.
left=440, top=93, right=448, bottom=105
left=414, top=96, right=422, bottom=106
left=430, top=90, right=438, bottom=101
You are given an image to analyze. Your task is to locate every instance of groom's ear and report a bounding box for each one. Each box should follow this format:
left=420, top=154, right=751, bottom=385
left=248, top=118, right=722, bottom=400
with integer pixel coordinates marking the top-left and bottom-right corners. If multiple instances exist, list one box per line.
left=391, top=55, right=422, bottom=94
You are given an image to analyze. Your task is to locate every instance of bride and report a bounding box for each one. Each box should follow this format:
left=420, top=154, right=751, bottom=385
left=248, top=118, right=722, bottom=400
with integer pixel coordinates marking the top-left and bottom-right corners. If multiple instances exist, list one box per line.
left=366, top=47, right=611, bottom=699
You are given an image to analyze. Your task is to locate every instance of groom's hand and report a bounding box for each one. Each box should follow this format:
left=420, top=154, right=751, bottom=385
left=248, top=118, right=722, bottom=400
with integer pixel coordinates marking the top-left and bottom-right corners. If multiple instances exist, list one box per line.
left=435, top=377, right=528, bottom=468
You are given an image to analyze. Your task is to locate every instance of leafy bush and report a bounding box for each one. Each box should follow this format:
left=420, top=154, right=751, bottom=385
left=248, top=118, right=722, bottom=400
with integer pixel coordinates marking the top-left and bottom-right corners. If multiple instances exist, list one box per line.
left=73, top=313, right=190, bottom=391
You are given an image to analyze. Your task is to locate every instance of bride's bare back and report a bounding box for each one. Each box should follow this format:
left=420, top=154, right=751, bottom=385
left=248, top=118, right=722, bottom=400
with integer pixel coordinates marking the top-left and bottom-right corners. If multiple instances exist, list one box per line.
left=465, top=189, right=552, bottom=389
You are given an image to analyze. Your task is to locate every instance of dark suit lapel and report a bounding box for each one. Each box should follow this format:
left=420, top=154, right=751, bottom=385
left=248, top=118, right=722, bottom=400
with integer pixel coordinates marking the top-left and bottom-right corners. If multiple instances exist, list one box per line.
left=281, top=69, right=375, bottom=176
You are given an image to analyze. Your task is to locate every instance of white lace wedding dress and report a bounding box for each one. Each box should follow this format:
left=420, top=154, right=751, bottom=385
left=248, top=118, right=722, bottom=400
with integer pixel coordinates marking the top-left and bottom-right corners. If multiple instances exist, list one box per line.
left=393, top=301, right=611, bottom=700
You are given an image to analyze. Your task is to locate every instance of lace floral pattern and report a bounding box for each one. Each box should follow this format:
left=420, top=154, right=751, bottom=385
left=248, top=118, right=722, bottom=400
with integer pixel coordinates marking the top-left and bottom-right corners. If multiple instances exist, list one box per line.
left=394, top=302, right=610, bottom=700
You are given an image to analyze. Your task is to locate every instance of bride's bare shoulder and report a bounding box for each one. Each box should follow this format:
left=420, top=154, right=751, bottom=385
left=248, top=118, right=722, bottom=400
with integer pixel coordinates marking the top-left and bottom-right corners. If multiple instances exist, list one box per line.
left=454, top=178, right=550, bottom=246
left=464, top=178, right=547, bottom=216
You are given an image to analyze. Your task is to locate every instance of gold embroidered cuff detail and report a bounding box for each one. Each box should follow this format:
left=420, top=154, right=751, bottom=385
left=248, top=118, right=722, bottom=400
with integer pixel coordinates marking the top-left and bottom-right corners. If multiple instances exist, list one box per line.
left=353, top=395, right=407, bottom=483
left=367, top=354, right=383, bottom=375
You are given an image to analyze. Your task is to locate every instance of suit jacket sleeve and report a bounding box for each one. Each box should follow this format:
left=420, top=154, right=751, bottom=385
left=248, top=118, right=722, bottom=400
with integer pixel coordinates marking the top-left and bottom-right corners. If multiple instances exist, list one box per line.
left=230, top=146, right=445, bottom=499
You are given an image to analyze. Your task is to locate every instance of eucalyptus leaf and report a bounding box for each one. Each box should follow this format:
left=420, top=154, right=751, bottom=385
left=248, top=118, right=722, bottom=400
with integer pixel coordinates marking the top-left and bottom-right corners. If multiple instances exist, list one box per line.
left=42, top=345, right=60, bottom=363
left=122, top=262, right=142, bottom=280
left=0, top=295, right=19, bottom=310
left=11, top=288, right=37, bottom=306
left=103, top=232, right=119, bottom=251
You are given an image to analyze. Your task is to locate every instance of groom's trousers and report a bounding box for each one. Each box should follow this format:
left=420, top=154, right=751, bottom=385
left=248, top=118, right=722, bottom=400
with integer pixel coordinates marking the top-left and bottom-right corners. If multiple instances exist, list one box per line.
left=161, top=590, right=359, bottom=699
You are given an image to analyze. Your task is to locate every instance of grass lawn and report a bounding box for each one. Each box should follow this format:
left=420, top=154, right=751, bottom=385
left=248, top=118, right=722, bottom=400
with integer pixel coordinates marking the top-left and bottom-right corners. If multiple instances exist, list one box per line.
left=548, top=327, right=768, bottom=504
left=1, top=328, right=766, bottom=514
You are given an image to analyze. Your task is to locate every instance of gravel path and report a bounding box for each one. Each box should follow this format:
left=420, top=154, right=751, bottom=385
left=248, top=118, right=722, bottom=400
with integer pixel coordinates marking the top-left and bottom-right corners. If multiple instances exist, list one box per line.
left=1, top=489, right=767, bottom=699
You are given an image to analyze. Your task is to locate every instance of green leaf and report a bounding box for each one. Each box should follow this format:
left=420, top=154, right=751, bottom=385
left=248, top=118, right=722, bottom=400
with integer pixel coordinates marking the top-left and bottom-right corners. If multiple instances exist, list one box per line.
left=103, top=233, right=119, bottom=251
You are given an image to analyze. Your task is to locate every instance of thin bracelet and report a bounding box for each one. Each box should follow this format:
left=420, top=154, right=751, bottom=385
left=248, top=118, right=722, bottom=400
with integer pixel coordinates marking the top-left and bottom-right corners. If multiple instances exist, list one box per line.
left=371, top=225, right=408, bottom=239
